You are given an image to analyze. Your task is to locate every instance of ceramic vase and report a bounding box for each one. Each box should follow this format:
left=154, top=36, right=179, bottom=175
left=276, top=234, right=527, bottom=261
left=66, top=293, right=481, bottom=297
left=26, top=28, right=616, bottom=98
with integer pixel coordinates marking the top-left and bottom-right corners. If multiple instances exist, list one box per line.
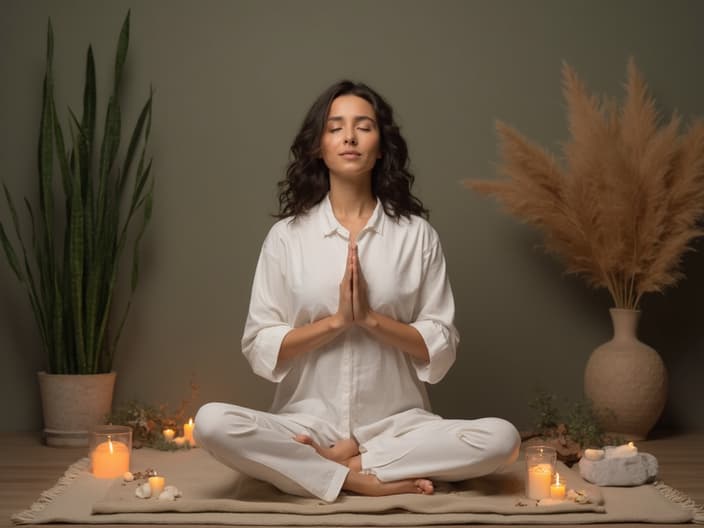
left=584, top=308, right=667, bottom=440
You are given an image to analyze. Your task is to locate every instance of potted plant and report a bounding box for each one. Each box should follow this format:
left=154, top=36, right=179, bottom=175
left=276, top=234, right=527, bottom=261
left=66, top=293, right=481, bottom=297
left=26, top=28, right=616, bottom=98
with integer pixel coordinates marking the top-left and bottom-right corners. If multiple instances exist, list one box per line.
left=466, top=59, right=704, bottom=439
left=0, top=11, right=154, bottom=446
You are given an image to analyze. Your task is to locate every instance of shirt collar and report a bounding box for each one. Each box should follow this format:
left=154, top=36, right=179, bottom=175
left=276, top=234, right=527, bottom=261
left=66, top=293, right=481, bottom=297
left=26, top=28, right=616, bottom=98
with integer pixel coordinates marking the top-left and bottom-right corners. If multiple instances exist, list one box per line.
left=320, top=193, right=385, bottom=239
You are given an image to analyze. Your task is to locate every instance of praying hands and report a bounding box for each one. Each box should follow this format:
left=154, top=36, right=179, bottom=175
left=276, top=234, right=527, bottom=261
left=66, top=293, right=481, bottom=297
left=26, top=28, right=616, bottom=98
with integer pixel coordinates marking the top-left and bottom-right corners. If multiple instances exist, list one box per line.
left=338, top=243, right=373, bottom=327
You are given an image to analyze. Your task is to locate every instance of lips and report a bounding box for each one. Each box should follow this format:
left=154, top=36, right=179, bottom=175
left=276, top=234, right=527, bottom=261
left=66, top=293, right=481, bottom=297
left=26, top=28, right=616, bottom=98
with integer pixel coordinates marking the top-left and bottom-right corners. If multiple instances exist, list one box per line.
left=340, top=151, right=361, bottom=158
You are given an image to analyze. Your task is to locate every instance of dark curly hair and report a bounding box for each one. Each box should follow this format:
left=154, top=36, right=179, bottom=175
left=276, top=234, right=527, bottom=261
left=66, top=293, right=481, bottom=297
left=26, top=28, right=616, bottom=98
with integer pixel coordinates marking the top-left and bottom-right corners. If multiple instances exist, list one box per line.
left=276, top=80, right=429, bottom=220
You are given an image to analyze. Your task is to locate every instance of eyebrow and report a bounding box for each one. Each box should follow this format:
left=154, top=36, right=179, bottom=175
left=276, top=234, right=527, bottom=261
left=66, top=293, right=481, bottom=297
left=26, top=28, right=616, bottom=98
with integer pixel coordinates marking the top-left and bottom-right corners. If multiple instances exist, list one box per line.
left=327, top=115, right=377, bottom=124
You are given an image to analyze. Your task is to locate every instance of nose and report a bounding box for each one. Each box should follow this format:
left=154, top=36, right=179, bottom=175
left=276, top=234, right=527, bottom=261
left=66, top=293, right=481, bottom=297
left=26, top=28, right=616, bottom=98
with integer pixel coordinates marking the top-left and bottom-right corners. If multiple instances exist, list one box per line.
left=344, top=129, right=357, bottom=145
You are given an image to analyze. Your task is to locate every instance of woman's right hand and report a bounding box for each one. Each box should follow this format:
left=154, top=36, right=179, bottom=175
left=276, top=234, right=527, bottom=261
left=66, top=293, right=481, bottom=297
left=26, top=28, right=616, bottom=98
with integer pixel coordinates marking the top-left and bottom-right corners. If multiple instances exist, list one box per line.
left=334, top=243, right=355, bottom=328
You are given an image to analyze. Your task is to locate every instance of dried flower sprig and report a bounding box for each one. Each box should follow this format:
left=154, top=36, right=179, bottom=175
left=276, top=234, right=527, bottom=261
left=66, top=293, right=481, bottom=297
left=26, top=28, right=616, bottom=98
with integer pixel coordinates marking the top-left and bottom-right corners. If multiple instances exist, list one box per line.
left=105, top=380, right=199, bottom=450
left=466, top=59, right=704, bottom=309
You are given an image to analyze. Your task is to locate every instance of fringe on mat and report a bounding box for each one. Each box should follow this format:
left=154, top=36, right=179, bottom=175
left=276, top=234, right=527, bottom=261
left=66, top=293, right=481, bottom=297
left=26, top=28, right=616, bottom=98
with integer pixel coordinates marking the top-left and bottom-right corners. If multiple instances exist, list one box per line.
left=654, top=480, right=704, bottom=525
left=11, top=457, right=90, bottom=525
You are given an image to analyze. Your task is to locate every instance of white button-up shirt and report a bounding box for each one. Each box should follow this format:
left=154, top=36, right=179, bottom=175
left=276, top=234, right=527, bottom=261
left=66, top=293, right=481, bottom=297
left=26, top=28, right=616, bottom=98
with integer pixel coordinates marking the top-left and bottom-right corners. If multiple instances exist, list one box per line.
left=242, top=194, right=459, bottom=437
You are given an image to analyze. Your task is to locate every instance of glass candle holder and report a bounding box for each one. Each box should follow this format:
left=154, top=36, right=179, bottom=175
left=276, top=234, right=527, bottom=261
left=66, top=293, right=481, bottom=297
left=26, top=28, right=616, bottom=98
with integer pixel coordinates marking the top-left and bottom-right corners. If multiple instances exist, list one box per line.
left=90, top=425, right=132, bottom=478
left=525, top=445, right=556, bottom=500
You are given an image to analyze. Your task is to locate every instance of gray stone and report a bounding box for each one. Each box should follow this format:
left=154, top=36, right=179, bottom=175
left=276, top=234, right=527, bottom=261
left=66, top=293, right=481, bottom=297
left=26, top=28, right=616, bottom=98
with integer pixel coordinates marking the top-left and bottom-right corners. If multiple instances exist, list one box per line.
left=578, top=453, right=658, bottom=486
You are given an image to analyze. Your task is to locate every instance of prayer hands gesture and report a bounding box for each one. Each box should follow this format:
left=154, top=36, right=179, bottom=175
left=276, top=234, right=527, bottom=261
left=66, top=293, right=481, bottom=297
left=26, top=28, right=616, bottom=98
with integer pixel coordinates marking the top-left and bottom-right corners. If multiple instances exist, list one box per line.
left=336, top=243, right=372, bottom=327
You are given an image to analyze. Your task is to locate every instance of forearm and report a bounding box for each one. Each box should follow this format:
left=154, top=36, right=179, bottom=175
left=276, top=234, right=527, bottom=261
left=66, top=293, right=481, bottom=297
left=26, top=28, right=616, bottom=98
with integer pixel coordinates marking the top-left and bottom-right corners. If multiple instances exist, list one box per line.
left=359, top=311, right=429, bottom=363
left=277, top=314, right=349, bottom=365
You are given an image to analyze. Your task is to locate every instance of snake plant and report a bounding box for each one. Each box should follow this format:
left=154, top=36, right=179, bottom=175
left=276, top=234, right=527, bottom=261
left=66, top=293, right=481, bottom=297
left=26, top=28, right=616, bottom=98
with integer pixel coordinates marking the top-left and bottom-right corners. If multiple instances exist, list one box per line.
left=0, top=11, right=153, bottom=374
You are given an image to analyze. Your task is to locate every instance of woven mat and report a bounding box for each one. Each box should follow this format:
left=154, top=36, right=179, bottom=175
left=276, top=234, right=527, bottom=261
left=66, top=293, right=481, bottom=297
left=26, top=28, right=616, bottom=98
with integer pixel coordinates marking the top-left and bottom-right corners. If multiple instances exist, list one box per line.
left=12, top=447, right=703, bottom=525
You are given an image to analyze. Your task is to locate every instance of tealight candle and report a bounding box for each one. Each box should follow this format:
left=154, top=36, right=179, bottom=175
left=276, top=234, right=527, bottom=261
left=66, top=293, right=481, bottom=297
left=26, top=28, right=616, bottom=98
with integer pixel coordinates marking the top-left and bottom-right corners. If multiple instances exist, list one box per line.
left=183, top=418, right=196, bottom=446
left=605, top=441, right=638, bottom=458
left=91, top=436, right=130, bottom=479
left=162, top=428, right=175, bottom=441
left=550, top=472, right=566, bottom=500
left=148, top=475, right=165, bottom=497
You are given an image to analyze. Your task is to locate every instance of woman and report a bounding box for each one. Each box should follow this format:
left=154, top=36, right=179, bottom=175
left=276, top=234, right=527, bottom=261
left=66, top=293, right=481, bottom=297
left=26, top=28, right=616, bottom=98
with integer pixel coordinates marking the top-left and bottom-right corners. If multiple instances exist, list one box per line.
left=195, top=80, right=520, bottom=502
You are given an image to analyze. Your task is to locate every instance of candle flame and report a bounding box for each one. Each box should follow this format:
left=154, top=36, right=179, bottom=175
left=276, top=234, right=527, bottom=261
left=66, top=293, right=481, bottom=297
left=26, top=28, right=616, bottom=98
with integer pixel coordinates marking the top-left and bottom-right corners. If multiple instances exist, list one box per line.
left=555, top=472, right=560, bottom=485
left=188, top=417, right=194, bottom=426
left=628, top=441, right=635, bottom=448
left=108, top=436, right=114, bottom=454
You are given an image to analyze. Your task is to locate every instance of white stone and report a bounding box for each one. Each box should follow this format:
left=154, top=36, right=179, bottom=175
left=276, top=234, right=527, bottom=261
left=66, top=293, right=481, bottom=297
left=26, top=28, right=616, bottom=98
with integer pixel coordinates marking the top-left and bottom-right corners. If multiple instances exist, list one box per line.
left=135, top=483, right=152, bottom=499
left=158, top=490, right=176, bottom=501
left=579, top=452, right=658, bottom=486
left=122, top=471, right=134, bottom=482
left=164, top=485, right=182, bottom=497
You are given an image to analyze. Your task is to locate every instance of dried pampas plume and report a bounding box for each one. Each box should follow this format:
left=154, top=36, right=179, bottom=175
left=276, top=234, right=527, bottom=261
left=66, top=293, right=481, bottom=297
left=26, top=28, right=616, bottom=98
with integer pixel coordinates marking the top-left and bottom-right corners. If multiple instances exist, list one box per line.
left=466, top=59, right=704, bottom=309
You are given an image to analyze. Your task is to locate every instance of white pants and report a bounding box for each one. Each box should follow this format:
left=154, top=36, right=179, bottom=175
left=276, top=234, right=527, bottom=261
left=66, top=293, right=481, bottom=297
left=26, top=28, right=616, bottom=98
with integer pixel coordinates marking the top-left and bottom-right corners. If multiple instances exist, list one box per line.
left=194, top=403, right=521, bottom=503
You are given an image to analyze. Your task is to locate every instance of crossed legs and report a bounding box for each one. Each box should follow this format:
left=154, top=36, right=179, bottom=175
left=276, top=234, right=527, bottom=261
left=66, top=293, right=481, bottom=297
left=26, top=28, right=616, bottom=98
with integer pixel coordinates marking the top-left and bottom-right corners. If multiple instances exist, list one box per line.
left=195, top=403, right=520, bottom=503
left=293, top=434, right=435, bottom=495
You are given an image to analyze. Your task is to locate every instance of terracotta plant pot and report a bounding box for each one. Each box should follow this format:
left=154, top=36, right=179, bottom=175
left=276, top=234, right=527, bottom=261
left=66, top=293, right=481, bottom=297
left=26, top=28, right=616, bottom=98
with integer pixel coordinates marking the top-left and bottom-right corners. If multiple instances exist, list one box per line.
left=584, top=309, right=668, bottom=440
left=37, top=371, right=117, bottom=447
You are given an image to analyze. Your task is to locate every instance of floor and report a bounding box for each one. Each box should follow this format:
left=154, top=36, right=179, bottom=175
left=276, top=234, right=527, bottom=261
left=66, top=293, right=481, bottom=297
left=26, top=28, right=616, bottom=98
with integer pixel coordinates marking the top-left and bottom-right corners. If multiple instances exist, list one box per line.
left=0, top=430, right=702, bottom=528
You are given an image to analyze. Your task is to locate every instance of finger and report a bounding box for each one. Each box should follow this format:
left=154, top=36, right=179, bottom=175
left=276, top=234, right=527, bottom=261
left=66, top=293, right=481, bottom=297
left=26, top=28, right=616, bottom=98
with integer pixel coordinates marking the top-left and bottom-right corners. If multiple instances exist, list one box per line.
left=342, top=247, right=352, bottom=283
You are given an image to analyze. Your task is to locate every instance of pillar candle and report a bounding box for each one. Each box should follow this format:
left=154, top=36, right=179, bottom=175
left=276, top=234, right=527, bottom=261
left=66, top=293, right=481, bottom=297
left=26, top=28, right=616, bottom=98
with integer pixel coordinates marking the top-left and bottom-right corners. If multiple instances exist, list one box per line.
left=91, top=437, right=130, bottom=479
left=527, top=463, right=553, bottom=500
left=183, top=418, right=196, bottom=446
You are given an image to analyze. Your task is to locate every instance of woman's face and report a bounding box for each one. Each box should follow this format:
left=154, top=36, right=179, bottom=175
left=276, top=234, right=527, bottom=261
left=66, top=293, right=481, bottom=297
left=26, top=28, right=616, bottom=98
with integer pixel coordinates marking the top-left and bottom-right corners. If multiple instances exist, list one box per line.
left=320, top=95, right=381, bottom=183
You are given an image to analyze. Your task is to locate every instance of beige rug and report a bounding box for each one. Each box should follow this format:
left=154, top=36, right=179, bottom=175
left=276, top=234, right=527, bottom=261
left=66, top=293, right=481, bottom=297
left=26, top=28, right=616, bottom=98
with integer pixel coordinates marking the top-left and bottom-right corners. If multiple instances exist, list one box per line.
left=12, top=447, right=703, bottom=525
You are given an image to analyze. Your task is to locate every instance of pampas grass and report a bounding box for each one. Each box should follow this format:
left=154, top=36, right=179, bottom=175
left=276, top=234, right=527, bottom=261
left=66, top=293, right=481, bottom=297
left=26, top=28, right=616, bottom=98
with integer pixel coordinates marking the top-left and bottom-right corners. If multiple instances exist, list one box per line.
left=467, top=59, right=704, bottom=309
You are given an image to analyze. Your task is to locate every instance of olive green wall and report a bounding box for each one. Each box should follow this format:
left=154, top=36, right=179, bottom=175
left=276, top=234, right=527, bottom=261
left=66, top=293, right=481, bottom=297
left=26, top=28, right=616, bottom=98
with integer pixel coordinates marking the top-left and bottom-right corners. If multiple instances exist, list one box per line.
left=2, top=0, right=703, bottom=433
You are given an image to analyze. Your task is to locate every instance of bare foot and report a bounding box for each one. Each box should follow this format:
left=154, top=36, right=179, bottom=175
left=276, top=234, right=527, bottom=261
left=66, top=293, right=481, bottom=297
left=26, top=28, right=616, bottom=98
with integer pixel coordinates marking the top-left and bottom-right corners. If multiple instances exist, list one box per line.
left=343, top=471, right=434, bottom=496
left=293, top=435, right=359, bottom=464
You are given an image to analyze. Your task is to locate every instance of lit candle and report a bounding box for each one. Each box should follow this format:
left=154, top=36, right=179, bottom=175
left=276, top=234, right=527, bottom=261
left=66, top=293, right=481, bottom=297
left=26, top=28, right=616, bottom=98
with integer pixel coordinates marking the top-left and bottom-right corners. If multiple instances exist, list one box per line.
left=183, top=418, right=196, bottom=446
left=148, top=474, right=166, bottom=497
left=550, top=472, right=566, bottom=500
left=162, top=428, right=175, bottom=441
left=605, top=441, right=638, bottom=458
left=91, top=436, right=130, bottom=479
left=527, top=463, right=553, bottom=500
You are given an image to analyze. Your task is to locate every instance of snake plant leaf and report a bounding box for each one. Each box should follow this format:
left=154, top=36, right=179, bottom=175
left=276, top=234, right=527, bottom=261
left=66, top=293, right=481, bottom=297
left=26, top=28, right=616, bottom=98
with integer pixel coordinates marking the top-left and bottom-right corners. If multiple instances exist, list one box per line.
left=114, top=10, right=130, bottom=96
left=97, top=96, right=121, bottom=227
left=131, top=178, right=153, bottom=291
left=0, top=222, right=22, bottom=281
left=120, top=93, right=152, bottom=196
left=68, top=123, right=86, bottom=373
left=52, top=102, right=71, bottom=201
left=82, top=45, right=96, bottom=166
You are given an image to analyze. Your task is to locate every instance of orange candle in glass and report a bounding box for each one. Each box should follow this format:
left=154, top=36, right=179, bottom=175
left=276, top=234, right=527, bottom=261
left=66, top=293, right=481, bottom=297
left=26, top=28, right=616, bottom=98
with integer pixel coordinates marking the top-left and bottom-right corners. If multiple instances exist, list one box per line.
left=550, top=472, right=566, bottom=499
left=91, top=435, right=130, bottom=478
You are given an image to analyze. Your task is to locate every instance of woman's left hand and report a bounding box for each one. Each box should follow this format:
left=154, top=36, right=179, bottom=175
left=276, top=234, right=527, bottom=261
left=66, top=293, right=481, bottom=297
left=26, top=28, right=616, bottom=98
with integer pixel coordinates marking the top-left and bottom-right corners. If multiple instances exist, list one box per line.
left=351, top=244, right=375, bottom=326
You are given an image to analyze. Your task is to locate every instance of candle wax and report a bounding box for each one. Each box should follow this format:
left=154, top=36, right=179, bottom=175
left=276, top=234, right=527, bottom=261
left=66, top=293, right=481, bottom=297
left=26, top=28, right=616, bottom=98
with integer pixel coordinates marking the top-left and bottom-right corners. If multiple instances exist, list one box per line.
left=149, top=475, right=166, bottom=496
left=550, top=473, right=566, bottom=499
left=183, top=418, right=196, bottom=446
left=527, top=463, right=553, bottom=500
left=91, top=439, right=130, bottom=479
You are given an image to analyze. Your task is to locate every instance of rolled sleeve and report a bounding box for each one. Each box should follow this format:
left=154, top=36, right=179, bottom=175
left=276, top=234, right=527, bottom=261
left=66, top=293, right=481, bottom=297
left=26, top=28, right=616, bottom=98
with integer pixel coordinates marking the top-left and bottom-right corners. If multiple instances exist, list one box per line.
left=409, top=234, right=460, bottom=384
left=241, top=231, right=294, bottom=383
left=410, top=319, right=456, bottom=383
